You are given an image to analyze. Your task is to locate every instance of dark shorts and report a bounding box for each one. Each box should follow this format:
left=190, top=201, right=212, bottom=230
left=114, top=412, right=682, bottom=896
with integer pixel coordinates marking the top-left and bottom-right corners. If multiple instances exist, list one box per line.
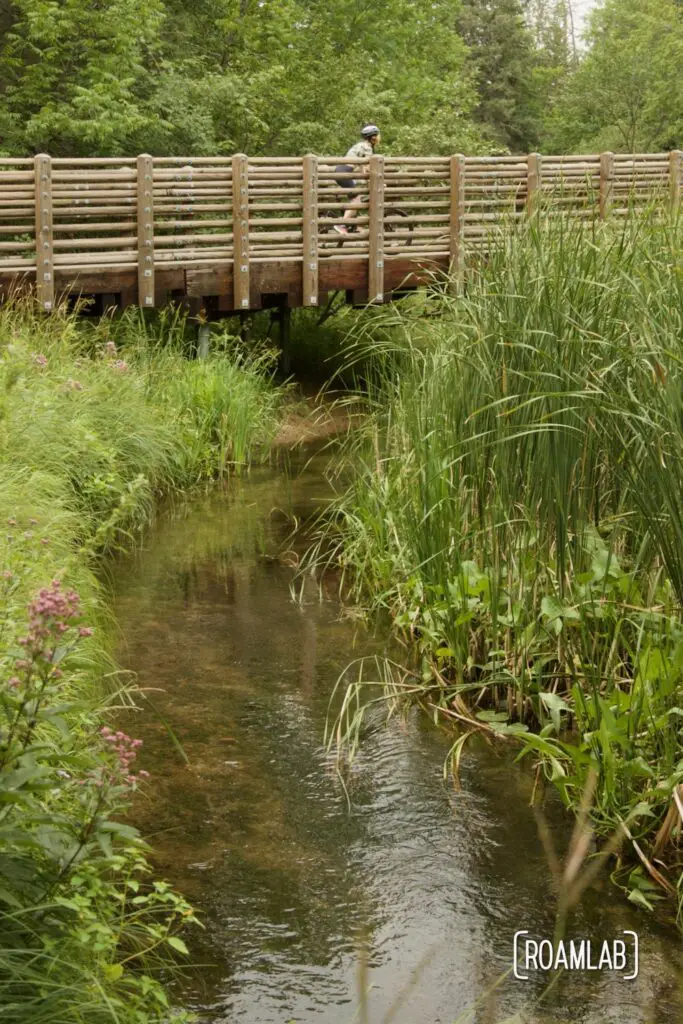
left=334, top=163, right=356, bottom=191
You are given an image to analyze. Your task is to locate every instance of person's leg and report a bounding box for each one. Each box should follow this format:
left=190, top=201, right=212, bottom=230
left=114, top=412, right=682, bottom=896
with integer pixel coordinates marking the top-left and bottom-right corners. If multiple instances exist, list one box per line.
left=333, top=184, right=357, bottom=235
left=342, top=193, right=363, bottom=224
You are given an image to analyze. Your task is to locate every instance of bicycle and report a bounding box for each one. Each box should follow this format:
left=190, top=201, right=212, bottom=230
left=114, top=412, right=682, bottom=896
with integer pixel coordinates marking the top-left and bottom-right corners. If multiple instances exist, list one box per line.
left=320, top=195, right=414, bottom=250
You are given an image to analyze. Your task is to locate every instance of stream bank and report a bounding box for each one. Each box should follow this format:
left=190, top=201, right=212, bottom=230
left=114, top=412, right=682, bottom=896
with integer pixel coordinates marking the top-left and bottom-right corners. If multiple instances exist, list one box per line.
left=0, top=300, right=284, bottom=1024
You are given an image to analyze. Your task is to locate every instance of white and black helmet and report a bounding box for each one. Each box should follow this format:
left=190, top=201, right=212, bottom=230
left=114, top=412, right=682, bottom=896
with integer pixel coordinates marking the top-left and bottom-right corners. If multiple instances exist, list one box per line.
left=361, top=124, right=380, bottom=138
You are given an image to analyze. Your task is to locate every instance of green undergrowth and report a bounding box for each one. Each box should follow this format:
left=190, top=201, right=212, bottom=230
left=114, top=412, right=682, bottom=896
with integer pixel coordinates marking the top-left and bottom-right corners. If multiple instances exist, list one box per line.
left=235, top=302, right=388, bottom=385
left=309, top=208, right=683, bottom=924
left=0, top=299, right=283, bottom=1022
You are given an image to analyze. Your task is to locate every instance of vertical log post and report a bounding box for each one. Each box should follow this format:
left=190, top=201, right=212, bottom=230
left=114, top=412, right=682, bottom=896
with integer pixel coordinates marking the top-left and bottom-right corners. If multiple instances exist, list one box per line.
left=526, top=152, right=542, bottom=215
left=232, top=154, right=250, bottom=310
left=197, top=323, right=211, bottom=359
left=449, top=154, right=465, bottom=293
left=670, top=150, right=682, bottom=213
left=136, top=154, right=155, bottom=307
left=34, top=154, right=54, bottom=311
left=278, top=299, right=291, bottom=377
left=368, top=154, right=384, bottom=304
left=302, top=154, right=319, bottom=307
left=599, top=151, right=614, bottom=220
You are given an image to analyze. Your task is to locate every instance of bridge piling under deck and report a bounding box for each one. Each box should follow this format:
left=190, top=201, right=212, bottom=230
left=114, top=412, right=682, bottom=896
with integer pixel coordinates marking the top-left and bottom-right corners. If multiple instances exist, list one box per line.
left=0, top=151, right=679, bottom=316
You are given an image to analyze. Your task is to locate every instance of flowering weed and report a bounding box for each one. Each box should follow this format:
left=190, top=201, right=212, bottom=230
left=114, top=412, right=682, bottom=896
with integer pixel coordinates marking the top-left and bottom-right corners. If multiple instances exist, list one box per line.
left=0, top=297, right=283, bottom=1022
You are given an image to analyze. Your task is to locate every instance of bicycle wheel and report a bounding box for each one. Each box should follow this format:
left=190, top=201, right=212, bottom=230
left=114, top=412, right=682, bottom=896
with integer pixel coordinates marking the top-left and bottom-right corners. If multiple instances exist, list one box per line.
left=384, top=208, right=413, bottom=251
left=319, top=208, right=345, bottom=250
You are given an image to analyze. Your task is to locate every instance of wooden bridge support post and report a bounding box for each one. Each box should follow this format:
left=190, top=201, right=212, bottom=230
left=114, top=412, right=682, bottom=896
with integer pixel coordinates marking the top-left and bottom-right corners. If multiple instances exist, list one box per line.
left=34, top=154, right=54, bottom=311
left=232, top=154, right=250, bottom=310
left=449, top=154, right=465, bottom=294
left=302, top=154, right=319, bottom=307
left=277, top=300, right=291, bottom=377
left=599, top=152, right=614, bottom=220
left=670, top=150, right=682, bottom=213
left=368, top=154, right=385, bottom=303
left=197, top=323, right=211, bottom=359
left=137, top=154, right=155, bottom=307
left=526, top=153, right=542, bottom=215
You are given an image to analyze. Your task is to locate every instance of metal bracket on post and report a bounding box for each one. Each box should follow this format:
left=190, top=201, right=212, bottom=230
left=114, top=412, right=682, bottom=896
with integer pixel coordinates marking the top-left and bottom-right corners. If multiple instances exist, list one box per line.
left=368, top=154, right=384, bottom=303
left=137, top=154, right=155, bottom=307
left=232, top=154, right=250, bottom=311
left=34, top=154, right=54, bottom=311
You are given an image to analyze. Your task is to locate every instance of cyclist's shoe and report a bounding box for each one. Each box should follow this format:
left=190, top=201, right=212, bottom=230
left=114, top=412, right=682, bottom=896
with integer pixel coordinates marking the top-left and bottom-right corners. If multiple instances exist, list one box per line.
left=333, top=224, right=349, bottom=235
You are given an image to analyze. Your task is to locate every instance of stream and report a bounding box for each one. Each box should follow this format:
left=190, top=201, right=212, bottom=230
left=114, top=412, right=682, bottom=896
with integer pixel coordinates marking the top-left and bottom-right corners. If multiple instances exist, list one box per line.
left=111, top=446, right=683, bottom=1024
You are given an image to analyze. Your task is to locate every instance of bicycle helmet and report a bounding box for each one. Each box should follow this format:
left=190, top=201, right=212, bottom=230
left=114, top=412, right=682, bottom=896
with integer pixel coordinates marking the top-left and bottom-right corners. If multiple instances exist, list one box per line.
left=361, top=124, right=380, bottom=138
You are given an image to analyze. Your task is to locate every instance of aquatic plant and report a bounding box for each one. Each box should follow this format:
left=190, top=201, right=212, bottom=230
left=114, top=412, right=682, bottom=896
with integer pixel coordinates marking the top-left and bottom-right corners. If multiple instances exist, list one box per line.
left=313, top=207, right=683, bottom=922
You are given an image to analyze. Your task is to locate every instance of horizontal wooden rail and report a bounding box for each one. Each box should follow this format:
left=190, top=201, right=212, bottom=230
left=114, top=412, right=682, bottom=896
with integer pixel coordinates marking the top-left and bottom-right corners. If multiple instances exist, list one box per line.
left=0, top=150, right=678, bottom=312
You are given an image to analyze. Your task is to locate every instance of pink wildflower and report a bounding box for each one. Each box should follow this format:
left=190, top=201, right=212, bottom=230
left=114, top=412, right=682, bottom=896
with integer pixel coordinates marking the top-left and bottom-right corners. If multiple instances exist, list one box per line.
left=16, top=580, right=83, bottom=658
left=112, top=360, right=129, bottom=373
left=31, top=353, right=48, bottom=368
left=7, top=677, right=21, bottom=689
left=78, top=626, right=93, bottom=638
left=99, top=729, right=147, bottom=787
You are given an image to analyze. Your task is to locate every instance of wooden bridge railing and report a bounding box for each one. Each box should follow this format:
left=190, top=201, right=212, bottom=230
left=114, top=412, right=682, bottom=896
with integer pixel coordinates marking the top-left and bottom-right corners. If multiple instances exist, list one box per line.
left=0, top=151, right=680, bottom=312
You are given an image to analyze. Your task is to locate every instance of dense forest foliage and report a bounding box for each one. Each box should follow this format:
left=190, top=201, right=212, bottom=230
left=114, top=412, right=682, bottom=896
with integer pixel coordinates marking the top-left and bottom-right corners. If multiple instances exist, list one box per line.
left=0, top=0, right=680, bottom=157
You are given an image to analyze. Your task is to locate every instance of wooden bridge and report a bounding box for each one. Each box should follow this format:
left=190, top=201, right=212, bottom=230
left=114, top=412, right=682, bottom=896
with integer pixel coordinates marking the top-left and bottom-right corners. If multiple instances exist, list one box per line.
left=0, top=151, right=680, bottom=317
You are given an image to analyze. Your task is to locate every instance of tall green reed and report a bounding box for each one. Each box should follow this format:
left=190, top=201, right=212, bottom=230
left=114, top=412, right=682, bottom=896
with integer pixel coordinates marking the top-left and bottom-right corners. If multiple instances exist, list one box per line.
left=311, top=208, right=683, bottom=917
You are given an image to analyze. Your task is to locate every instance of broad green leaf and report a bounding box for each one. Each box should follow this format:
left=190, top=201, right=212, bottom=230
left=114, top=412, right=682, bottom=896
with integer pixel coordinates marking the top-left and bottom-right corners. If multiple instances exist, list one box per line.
left=104, top=963, right=124, bottom=982
left=627, top=888, right=654, bottom=911
left=476, top=710, right=509, bottom=723
left=166, top=936, right=189, bottom=955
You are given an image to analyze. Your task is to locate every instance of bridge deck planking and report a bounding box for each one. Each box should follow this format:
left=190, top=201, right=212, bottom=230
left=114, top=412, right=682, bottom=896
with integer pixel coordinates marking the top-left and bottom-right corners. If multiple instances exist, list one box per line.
left=0, top=151, right=679, bottom=315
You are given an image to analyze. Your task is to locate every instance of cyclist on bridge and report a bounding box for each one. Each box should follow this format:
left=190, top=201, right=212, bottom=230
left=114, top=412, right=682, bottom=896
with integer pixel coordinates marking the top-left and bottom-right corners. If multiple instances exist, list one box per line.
left=333, top=124, right=381, bottom=235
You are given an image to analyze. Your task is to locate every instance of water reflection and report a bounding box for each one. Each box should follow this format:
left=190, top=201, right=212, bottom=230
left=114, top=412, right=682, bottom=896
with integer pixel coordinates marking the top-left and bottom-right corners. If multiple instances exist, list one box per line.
left=111, top=451, right=683, bottom=1024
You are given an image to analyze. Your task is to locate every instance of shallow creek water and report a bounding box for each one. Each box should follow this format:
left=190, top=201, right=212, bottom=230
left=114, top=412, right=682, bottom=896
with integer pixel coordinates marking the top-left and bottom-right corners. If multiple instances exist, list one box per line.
left=111, top=448, right=683, bottom=1024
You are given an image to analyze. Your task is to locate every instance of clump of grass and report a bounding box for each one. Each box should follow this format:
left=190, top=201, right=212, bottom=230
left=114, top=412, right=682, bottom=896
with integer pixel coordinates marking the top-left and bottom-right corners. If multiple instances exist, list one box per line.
left=0, top=300, right=283, bottom=547
left=311, top=208, right=683, bottom=921
left=0, top=297, right=284, bottom=1022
